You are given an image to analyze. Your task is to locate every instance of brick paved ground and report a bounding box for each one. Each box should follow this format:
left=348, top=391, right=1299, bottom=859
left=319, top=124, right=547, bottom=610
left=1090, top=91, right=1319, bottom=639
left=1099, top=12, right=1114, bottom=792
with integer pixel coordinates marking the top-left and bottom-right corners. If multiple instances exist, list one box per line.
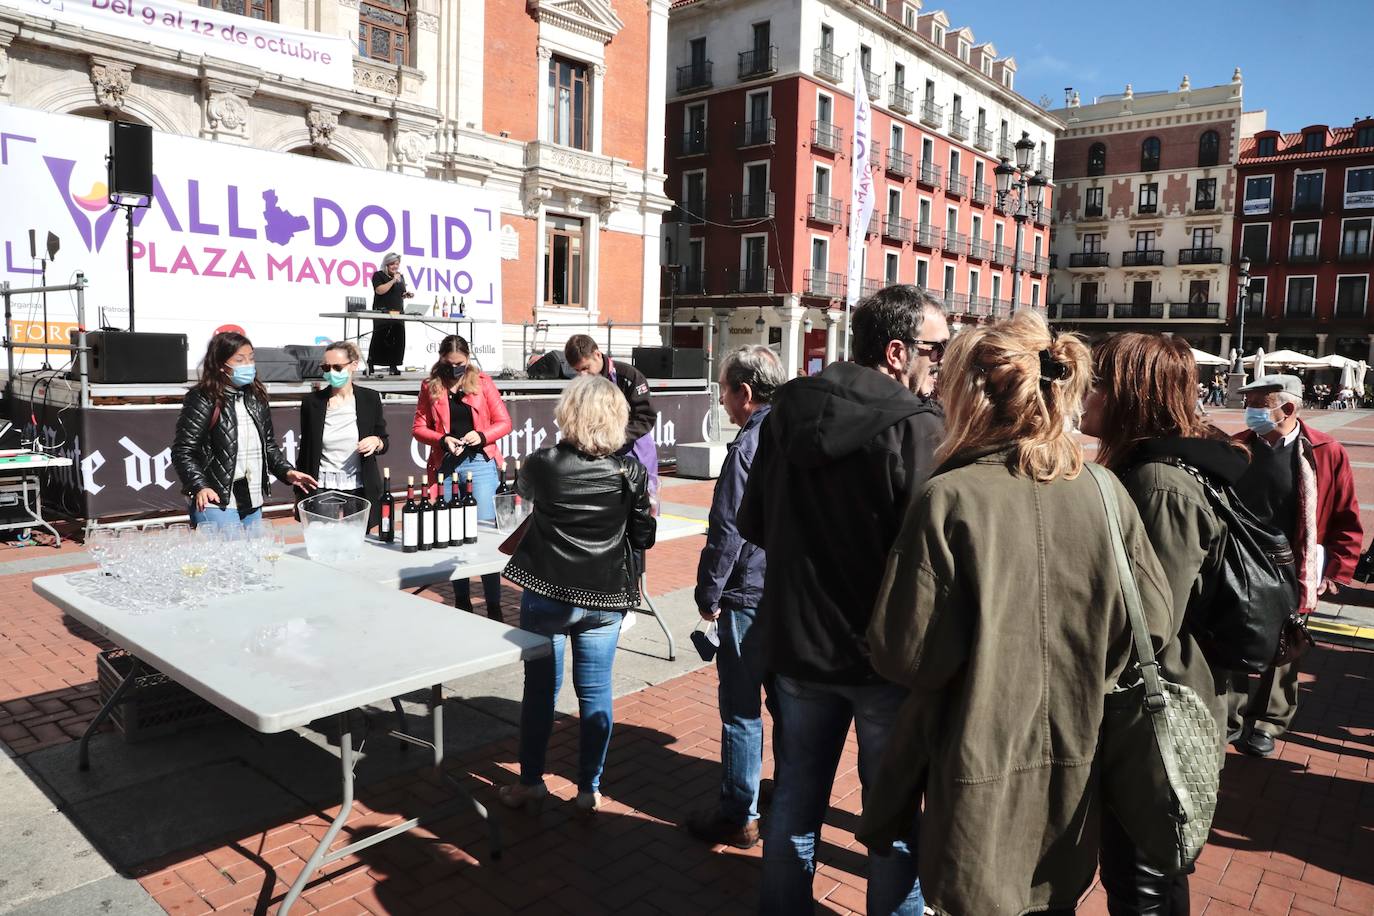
left=3, top=409, right=1374, bottom=914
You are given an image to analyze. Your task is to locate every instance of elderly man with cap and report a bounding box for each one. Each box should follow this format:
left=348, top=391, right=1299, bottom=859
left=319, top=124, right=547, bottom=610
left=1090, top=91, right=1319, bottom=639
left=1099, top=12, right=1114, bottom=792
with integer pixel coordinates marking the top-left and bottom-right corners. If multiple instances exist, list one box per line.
left=1228, top=373, right=1362, bottom=756
left=368, top=252, right=412, bottom=376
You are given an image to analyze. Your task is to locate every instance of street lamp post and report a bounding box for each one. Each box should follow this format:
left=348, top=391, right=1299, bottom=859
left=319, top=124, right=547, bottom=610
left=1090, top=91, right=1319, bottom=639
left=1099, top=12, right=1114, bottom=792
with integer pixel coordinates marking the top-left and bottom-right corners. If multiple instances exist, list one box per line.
left=994, top=131, right=1047, bottom=314
left=1226, top=256, right=1253, bottom=405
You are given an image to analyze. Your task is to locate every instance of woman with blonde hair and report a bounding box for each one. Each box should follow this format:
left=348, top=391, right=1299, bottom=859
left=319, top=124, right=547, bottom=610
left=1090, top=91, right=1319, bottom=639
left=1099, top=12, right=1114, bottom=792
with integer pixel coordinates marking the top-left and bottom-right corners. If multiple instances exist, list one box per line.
left=412, top=334, right=512, bottom=618
left=859, top=310, right=1175, bottom=916
left=500, top=374, right=657, bottom=816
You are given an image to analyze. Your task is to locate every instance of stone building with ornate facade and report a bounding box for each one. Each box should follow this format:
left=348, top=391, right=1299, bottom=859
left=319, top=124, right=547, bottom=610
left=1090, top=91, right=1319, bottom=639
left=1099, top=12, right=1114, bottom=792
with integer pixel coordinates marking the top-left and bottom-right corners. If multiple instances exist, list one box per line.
left=0, top=0, right=673, bottom=366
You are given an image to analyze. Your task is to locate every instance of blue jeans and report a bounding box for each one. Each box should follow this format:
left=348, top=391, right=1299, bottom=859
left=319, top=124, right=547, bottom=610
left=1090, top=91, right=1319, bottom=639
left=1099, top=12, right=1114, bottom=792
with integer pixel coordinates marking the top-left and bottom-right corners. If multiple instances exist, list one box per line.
left=189, top=502, right=262, bottom=529
left=717, top=605, right=767, bottom=825
left=518, top=591, right=624, bottom=793
left=450, top=454, right=501, bottom=609
left=761, top=675, right=922, bottom=916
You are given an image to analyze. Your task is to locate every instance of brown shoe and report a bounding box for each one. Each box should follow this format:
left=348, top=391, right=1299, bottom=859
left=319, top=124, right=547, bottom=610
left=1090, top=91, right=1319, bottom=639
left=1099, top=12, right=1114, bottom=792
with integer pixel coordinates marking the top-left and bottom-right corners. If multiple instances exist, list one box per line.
left=686, top=809, right=759, bottom=849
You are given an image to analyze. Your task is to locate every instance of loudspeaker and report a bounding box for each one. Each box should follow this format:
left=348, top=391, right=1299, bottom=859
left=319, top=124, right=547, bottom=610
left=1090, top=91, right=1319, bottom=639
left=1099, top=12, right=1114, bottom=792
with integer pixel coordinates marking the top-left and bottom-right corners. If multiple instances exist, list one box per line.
left=283, top=344, right=327, bottom=379
left=109, top=122, right=153, bottom=201
left=527, top=350, right=576, bottom=380
left=632, top=346, right=706, bottom=379
left=74, top=331, right=187, bottom=384
left=254, top=347, right=303, bottom=383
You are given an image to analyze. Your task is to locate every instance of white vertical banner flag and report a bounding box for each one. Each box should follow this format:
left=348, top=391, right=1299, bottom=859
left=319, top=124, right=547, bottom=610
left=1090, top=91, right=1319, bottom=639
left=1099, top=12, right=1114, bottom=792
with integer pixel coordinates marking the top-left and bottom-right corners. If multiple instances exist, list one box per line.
left=844, top=63, right=875, bottom=361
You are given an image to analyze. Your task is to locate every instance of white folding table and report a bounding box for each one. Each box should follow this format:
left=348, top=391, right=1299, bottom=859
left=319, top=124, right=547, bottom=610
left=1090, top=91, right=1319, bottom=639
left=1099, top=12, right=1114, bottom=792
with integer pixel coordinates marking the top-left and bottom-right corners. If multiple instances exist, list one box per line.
left=295, top=514, right=707, bottom=660
left=32, top=557, right=549, bottom=915
left=0, top=450, right=74, bottom=545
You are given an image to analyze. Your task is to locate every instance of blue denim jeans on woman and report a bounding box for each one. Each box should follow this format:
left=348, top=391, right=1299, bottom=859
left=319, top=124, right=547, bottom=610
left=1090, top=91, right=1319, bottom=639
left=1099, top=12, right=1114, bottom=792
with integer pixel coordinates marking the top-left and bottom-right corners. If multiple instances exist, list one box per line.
left=451, top=453, right=502, bottom=611
left=517, top=591, right=624, bottom=793
left=761, top=675, right=923, bottom=916
left=716, top=605, right=767, bottom=826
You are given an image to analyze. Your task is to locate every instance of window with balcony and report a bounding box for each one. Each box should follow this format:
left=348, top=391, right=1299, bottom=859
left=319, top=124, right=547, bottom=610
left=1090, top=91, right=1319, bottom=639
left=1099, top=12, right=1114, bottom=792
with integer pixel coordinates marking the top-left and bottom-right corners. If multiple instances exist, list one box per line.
left=678, top=37, right=711, bottom=92
left=1137, top=182, right=1158, bottom=214
left=1141, top=136, right=1161, bottom=172
left=544, top=215, right=584, bottom=308
left=1342, top=218, right=1371, bottom=260
left=548, top=56, right=591, bottom=150
left=1135, top=231, right=1156, bottom=251
left=202, top=0, right=273, bottom=20
left=885, top=252, right=900, bottom=285
left=1289, top=222, right=1320, bottom=262
left=809, top=237, right=829, bottom=291
left=1085, top=186, right=1104, bottom=218
left=1195, top=178, right=1217, bottom=210
left=682, top=171, right=706, bottom=223
left=1198, top=130, right=1219, bottom=167
left=1358, top=125, right=1374, bottom=148
left=683, top=239, right=704, bottom=293
left=1080, top=281, right=1099, bottom=303
left=1347, top=167, right=1374, bottom=208
left=1336, top=276, right=1368, bottom=317
left=741, top=234, right=768, bottom=292
left=1286, top=276, right=1315, bottom=316
left=943, top=264, right=956, bottom=300
left=1303, top=131, right=1324, bottom=153
left=1243, top=176, right=1273, bottom=215
left=1191, top=227, right=1214, bottom=251
left=358, top=0, right=409, bottom=64
left=1245, top=277, right=1266, bottom=315
left=1082, top=232, right=1102, bottom=253
left=741, top=90, right=771, bottom=146
left=682, top=103, right=706, bottom=155
left=1088, top=142, right=1106, bottom=176
left=1294, top=172, right=1325, bottom=212
left=1241, top=223, right=1270, bottom=264
left=740, top=21, right=776, bottom=79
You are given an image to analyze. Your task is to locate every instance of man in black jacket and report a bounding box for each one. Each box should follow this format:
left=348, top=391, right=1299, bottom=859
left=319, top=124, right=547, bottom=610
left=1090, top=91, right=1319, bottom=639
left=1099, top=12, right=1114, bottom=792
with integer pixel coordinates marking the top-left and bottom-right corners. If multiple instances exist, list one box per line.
left=566, top=334, right=659, bottom=507
left=738, top=285, right=947, bottom=916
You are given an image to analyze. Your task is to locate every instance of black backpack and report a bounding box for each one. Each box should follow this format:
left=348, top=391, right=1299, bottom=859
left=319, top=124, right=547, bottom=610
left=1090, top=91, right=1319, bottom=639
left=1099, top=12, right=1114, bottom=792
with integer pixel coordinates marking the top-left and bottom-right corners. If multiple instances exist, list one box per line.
left=1143, top=457, right=1298, bottom=673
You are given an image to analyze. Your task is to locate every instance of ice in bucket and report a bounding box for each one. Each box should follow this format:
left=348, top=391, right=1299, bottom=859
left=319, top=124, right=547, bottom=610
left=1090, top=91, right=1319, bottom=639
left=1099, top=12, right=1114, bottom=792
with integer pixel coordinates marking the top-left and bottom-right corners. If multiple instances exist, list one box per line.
left=493, top=492, right=528, bottom=533
left=299, top=492, right=370, bottom=563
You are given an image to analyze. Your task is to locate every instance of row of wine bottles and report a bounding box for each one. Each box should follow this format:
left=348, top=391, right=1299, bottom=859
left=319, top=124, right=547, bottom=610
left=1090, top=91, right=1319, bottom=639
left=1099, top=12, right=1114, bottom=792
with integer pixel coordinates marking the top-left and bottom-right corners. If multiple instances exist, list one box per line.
left=376, top=460, right=520, bottom=552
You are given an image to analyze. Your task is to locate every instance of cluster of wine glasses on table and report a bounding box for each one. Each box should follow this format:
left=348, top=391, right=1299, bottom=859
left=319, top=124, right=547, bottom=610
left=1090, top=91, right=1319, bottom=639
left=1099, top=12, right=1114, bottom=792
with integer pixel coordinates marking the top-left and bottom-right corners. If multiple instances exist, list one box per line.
left=84, top=522, right=288, bottom=612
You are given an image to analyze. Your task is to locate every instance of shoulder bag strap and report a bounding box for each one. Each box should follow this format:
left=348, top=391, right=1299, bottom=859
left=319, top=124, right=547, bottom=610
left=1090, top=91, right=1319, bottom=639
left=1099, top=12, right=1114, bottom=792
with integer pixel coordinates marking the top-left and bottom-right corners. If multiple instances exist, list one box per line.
left=1085, top=463, right=1195, bottom=823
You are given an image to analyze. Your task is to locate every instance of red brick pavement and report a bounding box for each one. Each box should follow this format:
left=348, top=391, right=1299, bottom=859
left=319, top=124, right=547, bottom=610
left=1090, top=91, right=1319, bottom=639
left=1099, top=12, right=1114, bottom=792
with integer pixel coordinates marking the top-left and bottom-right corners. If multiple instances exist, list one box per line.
left=4, top=414, right=1374, bottom=913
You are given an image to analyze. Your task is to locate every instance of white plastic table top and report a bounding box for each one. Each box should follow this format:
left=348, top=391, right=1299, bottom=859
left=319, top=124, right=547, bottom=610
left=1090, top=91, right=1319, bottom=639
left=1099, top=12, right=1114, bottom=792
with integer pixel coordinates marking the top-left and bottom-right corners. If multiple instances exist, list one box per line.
left=31, top=556, right=549, bottom=734
left=0, top=452, right=74, bottom=473
left=293, top=514, right=707, bottom=591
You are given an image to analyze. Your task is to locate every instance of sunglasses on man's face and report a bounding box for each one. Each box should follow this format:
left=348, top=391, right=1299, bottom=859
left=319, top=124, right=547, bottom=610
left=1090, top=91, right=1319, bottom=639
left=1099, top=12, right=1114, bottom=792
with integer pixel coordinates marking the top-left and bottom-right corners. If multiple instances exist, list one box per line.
left=908, top=339, right=946, bottom=363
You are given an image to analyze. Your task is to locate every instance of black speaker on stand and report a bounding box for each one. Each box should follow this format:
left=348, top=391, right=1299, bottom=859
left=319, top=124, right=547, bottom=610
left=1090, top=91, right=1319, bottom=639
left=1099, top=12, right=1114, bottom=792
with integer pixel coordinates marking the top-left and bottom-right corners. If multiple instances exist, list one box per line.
left=107, top=122, right=153, bottom=331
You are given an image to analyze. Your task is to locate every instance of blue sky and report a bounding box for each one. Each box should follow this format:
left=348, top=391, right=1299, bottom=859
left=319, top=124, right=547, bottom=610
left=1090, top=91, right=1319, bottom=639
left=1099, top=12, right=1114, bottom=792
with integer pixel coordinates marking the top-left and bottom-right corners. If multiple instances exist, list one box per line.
left=948, top=0, right=1374, bottom=130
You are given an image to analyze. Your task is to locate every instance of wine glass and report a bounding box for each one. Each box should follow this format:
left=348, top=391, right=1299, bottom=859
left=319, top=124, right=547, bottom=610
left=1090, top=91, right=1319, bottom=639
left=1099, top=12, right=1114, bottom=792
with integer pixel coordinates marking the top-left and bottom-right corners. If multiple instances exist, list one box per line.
left=87, top=527, right=119, bottom=575
left=261, top=530, right=286, bottom=585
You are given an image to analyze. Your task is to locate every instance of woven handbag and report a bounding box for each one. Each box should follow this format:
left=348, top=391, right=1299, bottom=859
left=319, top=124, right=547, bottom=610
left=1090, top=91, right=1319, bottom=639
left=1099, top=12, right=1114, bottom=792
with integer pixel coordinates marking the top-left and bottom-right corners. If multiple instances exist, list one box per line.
left=1087, top=464, right=1224, bottom=875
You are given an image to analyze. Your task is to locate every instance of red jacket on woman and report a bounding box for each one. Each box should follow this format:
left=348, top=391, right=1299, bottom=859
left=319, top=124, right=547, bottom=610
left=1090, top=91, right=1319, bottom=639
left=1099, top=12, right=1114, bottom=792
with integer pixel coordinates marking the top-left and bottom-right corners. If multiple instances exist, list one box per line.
left=412, top=372, right=513, bottom=484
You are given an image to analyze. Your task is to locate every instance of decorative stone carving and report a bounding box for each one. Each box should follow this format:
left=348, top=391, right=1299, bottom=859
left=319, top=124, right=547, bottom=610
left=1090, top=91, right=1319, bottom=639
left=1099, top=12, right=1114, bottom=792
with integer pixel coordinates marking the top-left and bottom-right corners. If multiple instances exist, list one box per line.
left=527, top=0, right=625, bottom=45
left=307, top=107, right=340, bottom=149
left=89, top=57, right=133, bottom=110
left=207, top=92, right=249, bottom=132
left=591, top=62, right=606, bottom=78
left=597, top=196, right=616, bottom=224
left=394, top=129, right=432, bottom=165
left=566, top=194, right=584, bottom=212
left=0, top=48, right=9, bottom=97
left=336, top=0, right=359, bottom=8
left=536, top=44, right=554, bottom=61
left=414, top=10, right=439, bottom=32
left=354, top=61, right=400, bottom=95
left=523, top=186, right=552, bottom=218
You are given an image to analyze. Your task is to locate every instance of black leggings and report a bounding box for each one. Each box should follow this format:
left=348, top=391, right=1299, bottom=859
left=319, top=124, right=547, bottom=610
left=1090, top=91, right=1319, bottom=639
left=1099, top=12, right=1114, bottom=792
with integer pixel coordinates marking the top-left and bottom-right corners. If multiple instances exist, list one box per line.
left=455, top=573, right=504, bottom=619
left=1098, top=809, right=1190, bottom=915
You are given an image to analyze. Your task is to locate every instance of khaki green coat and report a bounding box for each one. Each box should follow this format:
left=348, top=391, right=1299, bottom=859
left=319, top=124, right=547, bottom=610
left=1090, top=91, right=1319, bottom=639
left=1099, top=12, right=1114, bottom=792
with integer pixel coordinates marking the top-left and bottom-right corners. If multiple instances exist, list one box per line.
left=860, top=448, right=1175, bottom=916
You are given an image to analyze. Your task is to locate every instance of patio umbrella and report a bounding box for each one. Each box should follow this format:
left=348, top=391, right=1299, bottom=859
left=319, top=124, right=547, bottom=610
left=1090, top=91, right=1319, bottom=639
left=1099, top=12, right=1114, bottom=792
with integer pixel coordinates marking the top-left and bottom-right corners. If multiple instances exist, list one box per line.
left=1358, top=361, right=1369, bottom=393
left=1190, top=348, right=1229, bottom=367
left=1243, top=349, right=1322, bottom=370
left=1251, top=348, right=1266, bottom=381
left=1319, top=354, right=1360, bottom=370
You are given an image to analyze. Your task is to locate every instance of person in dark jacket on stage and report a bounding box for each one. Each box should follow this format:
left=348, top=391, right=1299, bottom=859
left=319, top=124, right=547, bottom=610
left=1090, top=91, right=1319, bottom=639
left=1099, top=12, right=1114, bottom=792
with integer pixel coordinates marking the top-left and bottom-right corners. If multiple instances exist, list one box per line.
left=368, top=252, right=411, bottom=376
left=172, top=330, right=317, bottom=527
left=737, top=284, right=947, bottom=916
left=295, top=341, right=389, bottom=531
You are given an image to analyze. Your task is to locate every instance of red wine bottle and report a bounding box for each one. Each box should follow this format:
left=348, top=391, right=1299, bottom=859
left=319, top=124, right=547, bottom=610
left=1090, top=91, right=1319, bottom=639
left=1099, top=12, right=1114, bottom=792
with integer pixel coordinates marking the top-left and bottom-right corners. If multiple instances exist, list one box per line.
left=401, top=476, right=418, bottom=553
left=462, top=471, right=478, bottom=544
left=434, top=474, right=451, bottom=548
left=380, top=468, right=395, bottom=543
left=418, top=480, right=434, bottom=551
left=446, top=474, right=461, bottom=547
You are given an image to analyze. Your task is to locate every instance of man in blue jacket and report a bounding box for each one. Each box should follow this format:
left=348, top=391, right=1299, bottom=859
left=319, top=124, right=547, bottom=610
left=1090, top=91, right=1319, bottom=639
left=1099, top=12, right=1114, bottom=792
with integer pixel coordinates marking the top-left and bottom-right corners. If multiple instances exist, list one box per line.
left=687, top=344, right=786, bottom=849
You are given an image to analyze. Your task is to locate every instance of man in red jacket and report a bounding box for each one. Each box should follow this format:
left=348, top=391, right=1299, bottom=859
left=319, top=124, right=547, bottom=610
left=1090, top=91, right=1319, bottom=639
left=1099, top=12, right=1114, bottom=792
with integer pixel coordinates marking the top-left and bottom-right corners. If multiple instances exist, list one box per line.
left=1229, top=374, right=1363, bottom=756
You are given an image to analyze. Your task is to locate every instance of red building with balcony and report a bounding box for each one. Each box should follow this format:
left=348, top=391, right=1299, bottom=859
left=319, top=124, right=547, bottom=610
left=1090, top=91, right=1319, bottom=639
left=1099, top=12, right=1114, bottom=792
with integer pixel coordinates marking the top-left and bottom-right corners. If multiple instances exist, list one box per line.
left=1231, top=118, right=1374, bottom=364
left=661, top=0, right=1060, bottom=375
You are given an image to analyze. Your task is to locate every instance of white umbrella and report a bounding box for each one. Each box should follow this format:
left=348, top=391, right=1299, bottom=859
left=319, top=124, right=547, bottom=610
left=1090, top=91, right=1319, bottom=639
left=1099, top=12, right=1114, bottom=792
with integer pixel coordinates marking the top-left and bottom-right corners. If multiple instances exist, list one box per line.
left=1251, top=347, right=1266, bottom=381
left=1319, top=354, right=1360, bottom=370
left=1358, top=361, right=1368, bottom=393
left=1340, top=363, right=1356, bottom=390
left=1243, top=349, right=1322, bottom=370
left=1190, top=348, right=1228, bottom=366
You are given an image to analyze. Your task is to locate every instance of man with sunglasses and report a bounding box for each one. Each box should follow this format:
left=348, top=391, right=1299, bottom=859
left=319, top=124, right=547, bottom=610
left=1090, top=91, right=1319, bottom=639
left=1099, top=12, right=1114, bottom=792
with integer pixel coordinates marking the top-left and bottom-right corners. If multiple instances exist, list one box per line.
left=738, top=285, right=948, bottom=916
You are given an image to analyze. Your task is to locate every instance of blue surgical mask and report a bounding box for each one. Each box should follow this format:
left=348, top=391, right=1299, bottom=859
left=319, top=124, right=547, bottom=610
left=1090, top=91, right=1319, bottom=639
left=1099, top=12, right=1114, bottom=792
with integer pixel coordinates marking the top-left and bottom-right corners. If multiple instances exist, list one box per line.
left=229, top=364, right=257, bottom=387
left=1244, top=406, right=1277, bottom=436
left=323, top=369, right=350, bottom=388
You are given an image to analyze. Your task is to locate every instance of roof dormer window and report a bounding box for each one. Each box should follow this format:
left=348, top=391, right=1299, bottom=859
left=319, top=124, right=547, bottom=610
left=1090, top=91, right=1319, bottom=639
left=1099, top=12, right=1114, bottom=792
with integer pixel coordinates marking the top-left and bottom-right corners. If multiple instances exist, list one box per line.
left=958, top=40, right=970, bottom=62
left=932, top=24, right=944, bottom=45
left=902, top=4, right=916, bottom=28
left=1303, top=131, right=1324, bottom=152
left=981, top=56, right=992, bottom=77
left=1256, top=135, right=1277, bottom=156
left=1002, top=69, right=1013, bottom=89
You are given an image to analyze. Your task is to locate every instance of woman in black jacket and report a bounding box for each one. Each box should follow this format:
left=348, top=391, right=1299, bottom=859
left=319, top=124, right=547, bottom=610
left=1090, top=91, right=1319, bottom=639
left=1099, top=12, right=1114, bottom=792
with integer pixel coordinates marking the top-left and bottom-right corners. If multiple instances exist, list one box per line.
left=500, top=375, right=657, bottom=817
left=296, top=341, right=389, bottom=531
left=172, top=331, right=317, bottom=527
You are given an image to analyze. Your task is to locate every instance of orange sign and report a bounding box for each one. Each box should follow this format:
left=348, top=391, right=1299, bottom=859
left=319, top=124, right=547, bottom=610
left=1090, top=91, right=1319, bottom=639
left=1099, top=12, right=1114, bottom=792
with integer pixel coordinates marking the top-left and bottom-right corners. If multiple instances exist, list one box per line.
left=8, top=320, right=80, bottom=355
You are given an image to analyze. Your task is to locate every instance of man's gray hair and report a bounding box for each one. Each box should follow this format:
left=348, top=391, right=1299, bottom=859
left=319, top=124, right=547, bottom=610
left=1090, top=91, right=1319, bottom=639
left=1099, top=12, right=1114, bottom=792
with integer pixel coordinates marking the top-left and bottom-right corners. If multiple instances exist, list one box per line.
left=1277, top=390, right=1303, bottom=409
left=719, top=345, right=787, bottom=404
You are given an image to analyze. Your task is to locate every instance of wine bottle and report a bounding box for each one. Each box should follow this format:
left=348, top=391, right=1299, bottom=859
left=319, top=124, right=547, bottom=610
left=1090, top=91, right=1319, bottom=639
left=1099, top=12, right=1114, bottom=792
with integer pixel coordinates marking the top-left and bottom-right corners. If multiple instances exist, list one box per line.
left=495, top=460, right=510, bottom=497
left=380, top=467, right=396, bottom=543
left=446, top=474, right=461, bottom=547
left=419, top=480, right=434, bottom=551
left=457, top=296, right=466, bottom=318
left=434, top=474, right=451, bottom=549
left=401, top=476, right=419, bottom=553
left=462, top=471, right=478, bottom=544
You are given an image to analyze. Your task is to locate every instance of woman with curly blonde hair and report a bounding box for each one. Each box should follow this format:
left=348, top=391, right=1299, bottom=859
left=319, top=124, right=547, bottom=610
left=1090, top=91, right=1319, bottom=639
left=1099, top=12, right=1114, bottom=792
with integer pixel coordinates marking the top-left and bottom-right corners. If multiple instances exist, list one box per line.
left=859, top=310, right=1176, bottom=916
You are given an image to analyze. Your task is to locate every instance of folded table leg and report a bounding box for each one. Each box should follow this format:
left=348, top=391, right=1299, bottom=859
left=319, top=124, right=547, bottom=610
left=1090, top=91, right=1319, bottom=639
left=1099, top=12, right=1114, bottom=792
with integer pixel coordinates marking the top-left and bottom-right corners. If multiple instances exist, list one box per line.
left=78, top=656, right=142, bottom=771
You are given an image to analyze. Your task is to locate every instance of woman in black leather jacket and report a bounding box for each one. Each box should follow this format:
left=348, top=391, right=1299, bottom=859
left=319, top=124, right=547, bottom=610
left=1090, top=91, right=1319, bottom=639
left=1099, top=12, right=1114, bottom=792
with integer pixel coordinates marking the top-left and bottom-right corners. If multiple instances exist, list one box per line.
left=500, top=374, right=657, bottom=816
left=172, top=331, right=316, bottom=527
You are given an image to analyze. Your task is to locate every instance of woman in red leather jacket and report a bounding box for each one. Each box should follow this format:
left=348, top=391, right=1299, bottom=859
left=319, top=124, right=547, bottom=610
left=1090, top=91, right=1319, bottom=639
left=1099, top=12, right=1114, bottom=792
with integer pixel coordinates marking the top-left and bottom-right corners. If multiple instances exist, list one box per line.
left=412, top=334, right=513, bottom=619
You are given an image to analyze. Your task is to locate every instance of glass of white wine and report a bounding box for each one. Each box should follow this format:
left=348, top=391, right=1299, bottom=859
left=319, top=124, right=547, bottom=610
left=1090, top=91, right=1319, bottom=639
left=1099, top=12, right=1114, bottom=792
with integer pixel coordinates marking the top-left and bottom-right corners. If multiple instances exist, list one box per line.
left=261, top=530, right=286, bottom=585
